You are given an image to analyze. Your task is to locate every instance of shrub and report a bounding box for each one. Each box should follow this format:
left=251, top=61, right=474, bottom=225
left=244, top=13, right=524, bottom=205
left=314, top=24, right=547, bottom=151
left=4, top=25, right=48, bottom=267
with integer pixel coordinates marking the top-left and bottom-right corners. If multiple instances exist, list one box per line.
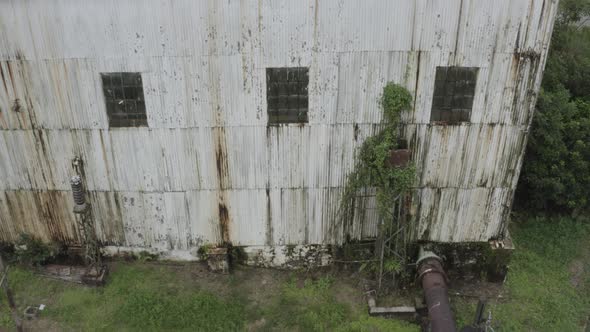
left=13, top=234, right=62, bottom=266
left=516, top=0, right=590, bottom=214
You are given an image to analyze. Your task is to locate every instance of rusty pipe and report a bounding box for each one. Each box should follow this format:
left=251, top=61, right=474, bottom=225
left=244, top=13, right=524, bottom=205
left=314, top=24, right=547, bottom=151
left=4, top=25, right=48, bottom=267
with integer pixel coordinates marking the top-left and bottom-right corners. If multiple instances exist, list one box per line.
left=417, top=249, right=456, bottom=332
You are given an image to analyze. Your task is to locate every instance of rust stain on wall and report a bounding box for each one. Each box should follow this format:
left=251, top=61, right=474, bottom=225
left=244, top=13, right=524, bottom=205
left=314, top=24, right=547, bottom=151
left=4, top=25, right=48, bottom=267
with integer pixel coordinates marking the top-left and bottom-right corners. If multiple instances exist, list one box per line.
left=214, top=125, right=232, bottom=244
left=0, top=0, right=559, bottom=250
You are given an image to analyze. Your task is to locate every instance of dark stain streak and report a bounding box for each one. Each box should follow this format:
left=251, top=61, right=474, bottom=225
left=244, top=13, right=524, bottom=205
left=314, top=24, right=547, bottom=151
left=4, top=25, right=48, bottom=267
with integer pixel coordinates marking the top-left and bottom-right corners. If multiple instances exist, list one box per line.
left=11, top=99, right=21, bottom=112
left=410, top=0, right=417, bottom=50
left=413, top=51, right=421, bottom=113
left=218, top=203, right=230, bottom=244
left=213, top=114, right=231, bottom=244
left=538, top=0, right=546, bottom=30
left=419, top=125, right=432, bottom=187
left=0, top=64, right=9, bottom=95
left=17, top=53, right=36, bottom=127
left=452, top=0, right=465, bottom=60
left=34, top=192, right=66, bottom=244
left=509, top=55, right=522, bottom=125
left=214, top=132, right=230, bottom=189
left=33, top=129, right=53, bottom=186
left=37, top=129, right=47, bottom=154
left=265, top=125, right=274, bottom=245
left=4, top=52, right=37, bottom=128
left=5, top=61, right=15, bottom=92
left=514, top=23, right=522, bottom=54
left=98, top=132, right=114, bottom=189
left=265, top=188, right=272, bottom=245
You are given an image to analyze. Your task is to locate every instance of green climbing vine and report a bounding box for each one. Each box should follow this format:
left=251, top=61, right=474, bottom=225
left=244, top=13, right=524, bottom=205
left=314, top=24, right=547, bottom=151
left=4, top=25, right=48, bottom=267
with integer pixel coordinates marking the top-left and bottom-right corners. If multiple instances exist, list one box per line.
left=339, top=82, right=416, bottom=231
left=338, top=82, right=416, bottom=288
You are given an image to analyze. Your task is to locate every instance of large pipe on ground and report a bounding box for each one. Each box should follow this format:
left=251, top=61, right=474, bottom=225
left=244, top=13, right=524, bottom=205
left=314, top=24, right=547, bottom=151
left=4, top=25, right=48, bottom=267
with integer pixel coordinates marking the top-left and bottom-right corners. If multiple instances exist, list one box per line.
left=417, top=248, right=457, bottom=332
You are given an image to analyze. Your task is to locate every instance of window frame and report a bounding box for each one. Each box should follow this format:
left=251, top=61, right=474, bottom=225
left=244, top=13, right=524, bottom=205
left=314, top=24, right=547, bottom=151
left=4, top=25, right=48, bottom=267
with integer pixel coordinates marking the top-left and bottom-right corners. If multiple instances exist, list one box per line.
left=101, top=72, right=148, bottom=128
left=430, top=66, right=478, bottom=124
left=266, top=67, right=309, bottom=125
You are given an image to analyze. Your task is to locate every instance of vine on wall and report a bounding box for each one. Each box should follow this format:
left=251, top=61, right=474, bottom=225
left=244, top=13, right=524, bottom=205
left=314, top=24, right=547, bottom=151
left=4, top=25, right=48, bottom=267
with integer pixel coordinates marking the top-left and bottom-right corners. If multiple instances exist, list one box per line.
left=337, top=82, right=416, bottom=287
left=339, top=82, right=415, bottom=244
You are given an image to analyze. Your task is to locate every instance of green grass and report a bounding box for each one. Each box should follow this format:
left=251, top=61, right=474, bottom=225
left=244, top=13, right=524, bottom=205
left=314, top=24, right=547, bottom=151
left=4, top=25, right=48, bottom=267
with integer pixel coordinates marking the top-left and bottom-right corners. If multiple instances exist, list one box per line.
left=53, top=266, right=246, bottom=331
left=454, top=216, right=590, bottom=331
left=0, top=264, right=417, bottom=331
left=0, top=216, right=587, bottom=331
left=261, top=276, right=417, bottom=332
left=1, top=265, right=247, bottom=331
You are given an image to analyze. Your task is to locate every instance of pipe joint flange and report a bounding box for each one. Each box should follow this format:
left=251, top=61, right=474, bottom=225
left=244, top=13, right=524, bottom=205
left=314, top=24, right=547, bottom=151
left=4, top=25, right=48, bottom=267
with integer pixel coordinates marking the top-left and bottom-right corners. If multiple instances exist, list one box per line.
left=416, top=259, right=449, bottom=284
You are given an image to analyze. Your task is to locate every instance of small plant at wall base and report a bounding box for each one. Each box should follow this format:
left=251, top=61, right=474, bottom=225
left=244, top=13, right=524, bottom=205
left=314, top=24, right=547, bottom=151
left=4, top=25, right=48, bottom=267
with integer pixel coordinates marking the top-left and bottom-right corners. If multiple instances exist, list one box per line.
left=13, top=234, right=62, bottom=266
left=198, top=243, right=214, bottom=261
left=338, top=82, right=415, bottom=280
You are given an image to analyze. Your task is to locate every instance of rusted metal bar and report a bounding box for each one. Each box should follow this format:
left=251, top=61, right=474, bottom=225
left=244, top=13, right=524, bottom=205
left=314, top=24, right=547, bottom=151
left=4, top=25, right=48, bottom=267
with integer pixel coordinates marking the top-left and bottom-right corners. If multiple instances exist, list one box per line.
left=417, top=249, right=456, bottom=332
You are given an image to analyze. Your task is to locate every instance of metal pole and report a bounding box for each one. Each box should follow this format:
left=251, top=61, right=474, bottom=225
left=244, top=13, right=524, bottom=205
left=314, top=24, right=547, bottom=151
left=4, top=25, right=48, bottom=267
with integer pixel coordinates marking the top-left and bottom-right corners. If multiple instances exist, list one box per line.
left=0, top=256, right=23, bottom=332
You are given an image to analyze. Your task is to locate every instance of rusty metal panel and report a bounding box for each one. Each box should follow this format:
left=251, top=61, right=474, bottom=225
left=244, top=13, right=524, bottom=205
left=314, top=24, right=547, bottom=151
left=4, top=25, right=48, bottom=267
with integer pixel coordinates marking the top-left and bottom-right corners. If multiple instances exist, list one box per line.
left=388, top=149, right=411, bottom=168
left=0, top=190, right=79, bottom=244
left=0, top=0, right=558, bottom=250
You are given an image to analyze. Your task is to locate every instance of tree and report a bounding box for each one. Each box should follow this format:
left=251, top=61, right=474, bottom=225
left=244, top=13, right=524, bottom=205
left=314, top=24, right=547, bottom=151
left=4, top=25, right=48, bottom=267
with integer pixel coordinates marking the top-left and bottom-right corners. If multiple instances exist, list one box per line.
left=516, top=0, right=590, bottom=214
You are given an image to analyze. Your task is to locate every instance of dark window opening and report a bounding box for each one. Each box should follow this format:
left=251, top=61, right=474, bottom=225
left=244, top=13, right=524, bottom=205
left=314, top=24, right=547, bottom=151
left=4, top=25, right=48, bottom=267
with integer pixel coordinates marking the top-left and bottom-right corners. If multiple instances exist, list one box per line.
left=266, top=67, right=309, bottom=124
left=101, top=72, right=147, bottom=127
left=431, top=66, right=478, bottom=124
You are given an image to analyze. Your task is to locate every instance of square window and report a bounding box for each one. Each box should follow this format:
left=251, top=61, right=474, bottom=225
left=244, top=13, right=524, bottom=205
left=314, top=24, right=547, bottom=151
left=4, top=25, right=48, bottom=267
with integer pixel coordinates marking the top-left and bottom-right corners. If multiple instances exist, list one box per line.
left=101, top=72, right=147, bottom=127
left=431, top=66, right=478, bottom=124
left=266, top=67, right=309, bottom=124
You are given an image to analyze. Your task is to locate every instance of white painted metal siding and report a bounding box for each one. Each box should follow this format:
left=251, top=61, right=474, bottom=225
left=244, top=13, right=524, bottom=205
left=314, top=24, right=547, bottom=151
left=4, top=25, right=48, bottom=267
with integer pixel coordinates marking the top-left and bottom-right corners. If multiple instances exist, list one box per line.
left=0, top=0, right=558, bottom=253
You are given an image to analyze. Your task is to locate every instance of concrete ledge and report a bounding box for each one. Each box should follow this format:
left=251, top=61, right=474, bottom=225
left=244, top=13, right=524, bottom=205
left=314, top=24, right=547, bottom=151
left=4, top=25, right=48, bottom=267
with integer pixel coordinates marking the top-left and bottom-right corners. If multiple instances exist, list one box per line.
left=414, top=232, right=515, bottom=283
left=101, top=244, right=332, bottom=269
left=240, top=245, right=332, bottom=269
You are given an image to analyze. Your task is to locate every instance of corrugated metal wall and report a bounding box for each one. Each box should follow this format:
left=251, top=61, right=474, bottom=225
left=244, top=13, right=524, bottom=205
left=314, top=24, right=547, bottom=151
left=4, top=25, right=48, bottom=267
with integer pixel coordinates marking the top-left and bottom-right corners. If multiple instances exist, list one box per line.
left=0, top=0, right=557, bottom=253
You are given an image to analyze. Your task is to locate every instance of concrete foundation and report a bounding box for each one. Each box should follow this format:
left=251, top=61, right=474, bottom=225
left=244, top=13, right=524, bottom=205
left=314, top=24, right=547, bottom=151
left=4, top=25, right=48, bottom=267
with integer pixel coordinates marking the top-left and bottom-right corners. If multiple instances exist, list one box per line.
left=415, top=232, right=515, bottom=283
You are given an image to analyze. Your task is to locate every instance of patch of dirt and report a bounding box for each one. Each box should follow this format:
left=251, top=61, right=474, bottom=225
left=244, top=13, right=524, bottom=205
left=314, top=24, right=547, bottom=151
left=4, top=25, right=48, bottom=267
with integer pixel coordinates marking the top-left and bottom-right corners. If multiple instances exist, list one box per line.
left=449, top=279, right=507, bottom=302
left=330, top=273, right=368, bottom=309
left=246, top=318, right=267, bottom=331
left=113, top=261, right=292, bottom=308
left=21, top=317, right=62, bottom=332
left=568, top=259, right=585, bottom=289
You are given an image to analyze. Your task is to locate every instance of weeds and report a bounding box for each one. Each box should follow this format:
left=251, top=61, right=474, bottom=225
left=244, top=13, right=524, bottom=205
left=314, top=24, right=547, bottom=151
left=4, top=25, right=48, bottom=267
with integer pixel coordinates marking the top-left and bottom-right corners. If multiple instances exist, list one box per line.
left=263, top=276, right=417, bottom=331
left=0, top=217, right=586, bottom=331
left=1, top=264, right=246, bottom=331
left=13, top=234, right=62, bottom=266
left=454, top=217, right=590, bottom=331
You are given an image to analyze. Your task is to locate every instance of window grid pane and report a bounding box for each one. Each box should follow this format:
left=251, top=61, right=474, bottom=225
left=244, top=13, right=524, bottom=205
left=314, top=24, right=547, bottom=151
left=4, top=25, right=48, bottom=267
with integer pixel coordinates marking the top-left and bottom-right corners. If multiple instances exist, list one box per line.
left=266, top=67, right=309, bottom=124
left=431, top=66, right=478, bottom=124
left=101, top=72, right=147, bottom=127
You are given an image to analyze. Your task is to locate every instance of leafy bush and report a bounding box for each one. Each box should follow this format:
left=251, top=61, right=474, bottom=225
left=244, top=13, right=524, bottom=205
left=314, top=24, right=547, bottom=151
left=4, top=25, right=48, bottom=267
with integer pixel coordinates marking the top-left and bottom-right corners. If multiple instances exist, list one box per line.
left=136, top=250, right=158, bottom=262
left=516, top=0, right=590, bottom=214
left=517, top=88, right=590, bottom=212
left=13, top=234, right=62, bottom=266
